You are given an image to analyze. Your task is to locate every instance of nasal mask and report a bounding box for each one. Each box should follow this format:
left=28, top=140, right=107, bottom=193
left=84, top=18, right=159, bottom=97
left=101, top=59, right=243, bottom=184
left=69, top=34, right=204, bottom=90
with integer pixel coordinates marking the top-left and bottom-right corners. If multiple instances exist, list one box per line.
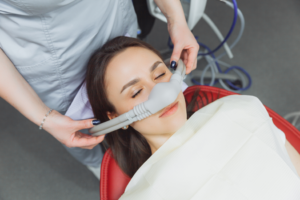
left=90, top=59, right=186, bottom=136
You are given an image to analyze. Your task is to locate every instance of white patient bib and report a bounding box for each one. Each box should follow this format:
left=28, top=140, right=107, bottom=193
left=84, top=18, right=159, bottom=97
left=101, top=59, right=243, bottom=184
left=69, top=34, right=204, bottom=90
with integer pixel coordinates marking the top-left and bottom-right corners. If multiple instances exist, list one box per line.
left=120, top=95, right=300, bottom=200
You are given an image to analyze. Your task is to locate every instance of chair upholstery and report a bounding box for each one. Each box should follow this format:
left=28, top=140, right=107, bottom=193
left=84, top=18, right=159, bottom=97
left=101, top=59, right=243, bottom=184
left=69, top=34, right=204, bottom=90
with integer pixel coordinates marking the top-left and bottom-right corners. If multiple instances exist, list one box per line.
left=100, top=85, right=300, bottom=200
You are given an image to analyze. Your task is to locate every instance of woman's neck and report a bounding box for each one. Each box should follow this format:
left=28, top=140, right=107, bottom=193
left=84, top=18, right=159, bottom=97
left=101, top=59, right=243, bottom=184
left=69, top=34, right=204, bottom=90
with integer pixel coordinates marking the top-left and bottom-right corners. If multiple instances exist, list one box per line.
left=143, top=133, right=174, bottom=154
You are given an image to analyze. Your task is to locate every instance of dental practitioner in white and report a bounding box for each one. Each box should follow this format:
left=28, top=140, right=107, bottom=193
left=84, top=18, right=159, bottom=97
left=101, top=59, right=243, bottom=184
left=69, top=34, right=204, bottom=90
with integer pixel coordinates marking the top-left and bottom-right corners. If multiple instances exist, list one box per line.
left=0, top=0, right=199, bottom=179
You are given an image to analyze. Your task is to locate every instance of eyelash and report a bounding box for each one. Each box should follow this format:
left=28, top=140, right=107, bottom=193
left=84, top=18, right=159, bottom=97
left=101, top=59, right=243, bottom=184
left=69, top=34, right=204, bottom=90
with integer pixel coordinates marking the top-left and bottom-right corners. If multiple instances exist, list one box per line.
left=155, top=72, right=165, bottom=80
left=131, top=73, right=166, bottom=98
left=132, top=89, right=142, bottom=98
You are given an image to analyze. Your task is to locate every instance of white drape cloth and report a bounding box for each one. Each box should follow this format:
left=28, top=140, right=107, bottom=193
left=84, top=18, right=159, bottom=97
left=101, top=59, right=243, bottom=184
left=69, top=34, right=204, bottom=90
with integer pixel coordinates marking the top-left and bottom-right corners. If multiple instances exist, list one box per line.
left=120, top=95, right=300, bottom=200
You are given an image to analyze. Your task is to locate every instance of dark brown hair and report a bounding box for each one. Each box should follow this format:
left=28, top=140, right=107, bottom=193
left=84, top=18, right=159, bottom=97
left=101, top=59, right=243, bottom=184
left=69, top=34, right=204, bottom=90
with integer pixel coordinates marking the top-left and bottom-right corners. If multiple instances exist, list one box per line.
left=86, top=36, right=212, bottom=177
left=86, top=36, right=163, bottom=177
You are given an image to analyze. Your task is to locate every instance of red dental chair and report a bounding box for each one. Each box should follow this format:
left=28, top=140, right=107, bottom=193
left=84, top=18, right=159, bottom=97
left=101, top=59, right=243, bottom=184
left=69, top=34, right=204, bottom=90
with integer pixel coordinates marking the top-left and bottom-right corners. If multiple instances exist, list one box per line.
left=99, top=86, right=300, bottom=200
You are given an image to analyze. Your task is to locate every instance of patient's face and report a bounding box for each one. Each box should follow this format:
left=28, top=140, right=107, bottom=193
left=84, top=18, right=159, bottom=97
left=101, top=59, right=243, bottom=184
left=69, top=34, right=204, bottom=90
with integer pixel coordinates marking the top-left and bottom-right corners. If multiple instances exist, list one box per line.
left=105, top=47, right=187, bottom=136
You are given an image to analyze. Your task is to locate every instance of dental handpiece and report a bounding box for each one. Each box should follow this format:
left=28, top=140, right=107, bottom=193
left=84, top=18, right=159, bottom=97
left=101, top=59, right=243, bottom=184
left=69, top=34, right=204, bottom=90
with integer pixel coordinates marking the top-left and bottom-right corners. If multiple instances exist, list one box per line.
left=89, top=59, right=186, bottom=136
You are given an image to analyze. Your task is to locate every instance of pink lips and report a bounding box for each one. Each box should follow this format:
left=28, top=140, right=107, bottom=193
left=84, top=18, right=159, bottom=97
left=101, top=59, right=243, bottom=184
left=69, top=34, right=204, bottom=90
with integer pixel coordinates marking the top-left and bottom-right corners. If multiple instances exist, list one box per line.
left=159, top=101, right=179, bottom=118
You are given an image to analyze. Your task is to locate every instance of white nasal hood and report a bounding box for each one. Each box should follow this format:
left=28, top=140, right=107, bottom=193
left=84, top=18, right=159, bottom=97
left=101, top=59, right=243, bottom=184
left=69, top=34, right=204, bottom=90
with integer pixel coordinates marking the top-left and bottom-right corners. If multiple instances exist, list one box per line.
left=90, top=59, right=186, bottom=136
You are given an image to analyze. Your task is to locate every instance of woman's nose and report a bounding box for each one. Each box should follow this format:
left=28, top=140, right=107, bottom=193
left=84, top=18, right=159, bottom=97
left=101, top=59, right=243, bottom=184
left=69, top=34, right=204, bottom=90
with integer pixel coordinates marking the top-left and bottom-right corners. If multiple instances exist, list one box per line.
left=147, top=73, right=172, bottom=95
left=148, top=81, right=157, bottom=91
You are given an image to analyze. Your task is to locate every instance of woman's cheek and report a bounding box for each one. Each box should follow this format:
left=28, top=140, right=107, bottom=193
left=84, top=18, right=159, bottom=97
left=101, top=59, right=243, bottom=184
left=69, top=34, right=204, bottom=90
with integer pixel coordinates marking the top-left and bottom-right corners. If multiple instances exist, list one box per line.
left=130, top=117, right=161, bottom=135
left=129, top=93, right=187, bottom=134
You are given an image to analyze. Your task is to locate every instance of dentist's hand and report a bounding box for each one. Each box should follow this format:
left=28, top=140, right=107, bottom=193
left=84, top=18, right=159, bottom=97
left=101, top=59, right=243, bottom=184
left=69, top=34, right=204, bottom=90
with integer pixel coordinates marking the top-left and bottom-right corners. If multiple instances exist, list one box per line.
left=168, top=21, right=199, bottom=74
left=43, top=110, right=104, bottom=149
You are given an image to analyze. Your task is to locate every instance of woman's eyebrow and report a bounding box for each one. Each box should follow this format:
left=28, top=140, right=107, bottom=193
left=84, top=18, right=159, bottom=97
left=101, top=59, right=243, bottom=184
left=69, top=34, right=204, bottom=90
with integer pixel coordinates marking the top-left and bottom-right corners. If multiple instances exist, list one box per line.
left=150, top=61, right=162, bottom=72
left=120, top=78, right=140, bottom=94
left=120, top=61, right=162, bottom=94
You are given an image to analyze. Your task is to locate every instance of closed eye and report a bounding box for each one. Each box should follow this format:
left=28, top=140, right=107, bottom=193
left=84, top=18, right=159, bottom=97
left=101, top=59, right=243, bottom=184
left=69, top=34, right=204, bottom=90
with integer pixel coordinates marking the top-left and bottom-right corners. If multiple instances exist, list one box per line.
left=132, top=73, right=165, bottom=98
left=132, top=89, right=142, bottom=98
left=155, top=73, right=165, bottom=80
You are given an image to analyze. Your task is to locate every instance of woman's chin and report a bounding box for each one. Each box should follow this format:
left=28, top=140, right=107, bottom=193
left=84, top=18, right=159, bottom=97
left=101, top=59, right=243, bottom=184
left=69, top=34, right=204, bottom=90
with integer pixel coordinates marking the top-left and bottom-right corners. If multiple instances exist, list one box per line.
left=163, top=117, right=187, bottom=134
left=159, top=108, right=187, bottom=133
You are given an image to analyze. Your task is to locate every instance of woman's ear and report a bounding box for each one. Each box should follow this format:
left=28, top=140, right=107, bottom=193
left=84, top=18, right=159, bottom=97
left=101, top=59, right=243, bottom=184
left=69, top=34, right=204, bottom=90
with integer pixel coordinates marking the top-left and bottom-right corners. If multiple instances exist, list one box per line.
left=107, top=111, right=119, bottom=120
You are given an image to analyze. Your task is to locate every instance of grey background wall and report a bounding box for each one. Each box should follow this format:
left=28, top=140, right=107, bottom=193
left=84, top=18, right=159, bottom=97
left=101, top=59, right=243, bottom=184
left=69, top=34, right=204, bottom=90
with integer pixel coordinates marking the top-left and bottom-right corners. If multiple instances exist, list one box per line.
left=0, top=0, right=299, bottom=199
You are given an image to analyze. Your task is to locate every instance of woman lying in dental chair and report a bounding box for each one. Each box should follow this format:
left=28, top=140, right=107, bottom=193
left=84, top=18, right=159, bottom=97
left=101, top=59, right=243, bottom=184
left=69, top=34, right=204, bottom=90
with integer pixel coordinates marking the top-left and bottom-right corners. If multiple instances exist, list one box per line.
left=85, top=36, right=300, bottom=200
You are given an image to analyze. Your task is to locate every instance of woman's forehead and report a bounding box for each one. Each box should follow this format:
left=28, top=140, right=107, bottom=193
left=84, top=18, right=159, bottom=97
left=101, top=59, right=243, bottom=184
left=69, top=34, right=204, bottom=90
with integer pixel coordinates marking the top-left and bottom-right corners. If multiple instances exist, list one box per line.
left=110, top=47, right=160, bottom=68
left=105, top=47, right=162, bottom=82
